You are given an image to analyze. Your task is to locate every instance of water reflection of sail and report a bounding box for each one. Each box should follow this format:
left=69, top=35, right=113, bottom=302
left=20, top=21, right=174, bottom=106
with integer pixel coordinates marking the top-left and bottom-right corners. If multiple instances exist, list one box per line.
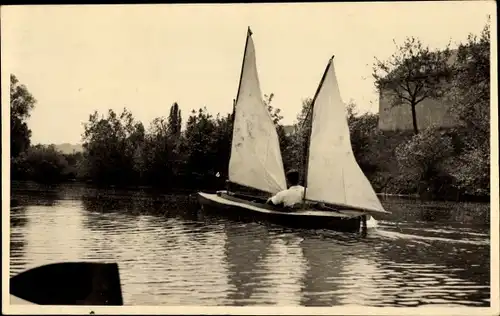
left=258, top=234, right=306, bottom=305
left=299, top=236, right=344, bottom=306
left=223, top=222, right=272, bottom=305
left=336, top=254, right=385, bottom=306
left=299, top=236, right=389, bottom=306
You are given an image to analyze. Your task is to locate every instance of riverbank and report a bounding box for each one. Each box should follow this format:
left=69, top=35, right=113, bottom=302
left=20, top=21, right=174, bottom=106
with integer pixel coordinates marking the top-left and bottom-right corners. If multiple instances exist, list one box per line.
left=10, top=180, right=490, bottom=205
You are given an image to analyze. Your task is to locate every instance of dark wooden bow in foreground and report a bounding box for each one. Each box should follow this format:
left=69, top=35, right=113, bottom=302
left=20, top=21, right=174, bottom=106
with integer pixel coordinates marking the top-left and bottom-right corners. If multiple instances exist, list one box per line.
left=10, top=262, right=123, bottom=305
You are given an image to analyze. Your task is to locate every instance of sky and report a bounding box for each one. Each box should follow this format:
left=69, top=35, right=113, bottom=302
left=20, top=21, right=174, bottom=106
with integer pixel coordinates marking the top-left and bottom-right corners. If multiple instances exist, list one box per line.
left=2, top=2, right=493, bottom=144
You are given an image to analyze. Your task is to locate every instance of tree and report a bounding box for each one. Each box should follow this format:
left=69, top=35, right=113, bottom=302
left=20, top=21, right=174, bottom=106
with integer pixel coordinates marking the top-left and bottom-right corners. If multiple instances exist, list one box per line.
left=281, top=98, right=312, bottom=181
left=395, top=127, right=454, bottom=196
left=23, top=145, right=69, bottom=183
left=444, top=20, right=490, bottom=197
left=63, top=151, right=84, bottom=180
left=180, top=108, right=220, bottom=189
left=263, top=92, right=290, bottom=165
left=10, top=74, right=36, bottom=158
left=448, top=21, right=490, bottom=147
left=263, top=93, right=283, bottom=126
left=136, top=116, right=181, bottom=186
left=211, top=113, right=234, bottom=181
left=81, top=108, right=144, bottom=185
left=349, top=111, right=382, bottom=175
left=373, top=37, right=453, bottom=134
left=168, top=102, right=182, bottom=140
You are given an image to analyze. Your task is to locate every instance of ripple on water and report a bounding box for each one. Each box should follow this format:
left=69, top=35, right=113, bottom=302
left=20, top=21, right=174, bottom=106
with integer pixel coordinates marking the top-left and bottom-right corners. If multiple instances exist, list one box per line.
left=8, top=194, right=490, bottom=307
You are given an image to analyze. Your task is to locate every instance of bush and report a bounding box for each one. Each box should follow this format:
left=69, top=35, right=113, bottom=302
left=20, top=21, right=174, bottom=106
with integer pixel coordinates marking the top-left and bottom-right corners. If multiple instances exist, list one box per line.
left=395, top=127, right=455, bottom=196
left=443, top=143, right=489, bottom=197
left=22, top=145, right=69, bottom=183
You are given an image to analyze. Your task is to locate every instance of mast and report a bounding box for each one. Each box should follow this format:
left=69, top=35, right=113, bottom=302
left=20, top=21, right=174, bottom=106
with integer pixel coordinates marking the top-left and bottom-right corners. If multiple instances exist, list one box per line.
left=225, top=99, right=236, bottom=192
left=227, top=27, right=252, bottom=189
left=302, top=55, right=335, bottom=208
left=235, top=27, right=253, bottom=105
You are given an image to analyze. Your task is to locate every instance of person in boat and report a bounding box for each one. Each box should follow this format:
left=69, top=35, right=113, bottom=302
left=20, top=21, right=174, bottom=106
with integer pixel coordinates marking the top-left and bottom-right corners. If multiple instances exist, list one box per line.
left=266, top=169, right=305, bottom=209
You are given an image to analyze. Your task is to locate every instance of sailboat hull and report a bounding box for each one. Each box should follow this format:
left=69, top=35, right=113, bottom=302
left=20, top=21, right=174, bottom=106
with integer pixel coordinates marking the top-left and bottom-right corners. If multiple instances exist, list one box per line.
left=197, top=192, right=364, bottom=233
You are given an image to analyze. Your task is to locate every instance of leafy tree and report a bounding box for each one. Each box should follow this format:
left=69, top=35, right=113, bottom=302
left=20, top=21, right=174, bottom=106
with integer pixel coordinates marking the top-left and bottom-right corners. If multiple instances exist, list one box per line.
left=263, top=93, right=290, bottom=167
left=181, top=108, right=218, bottom=187
left=395, top=127, right=454, bottom=196
left=373, top=37, right=453, bottom=134
left=136, top=117, right=181, bottom=186
left=263, top=93, right=283, bottom=126
left=81, top=108, right=144, bottom=185
left=281, top=98, right=312, bottom=181
left=179, top=106, right=234, bottom=189
left=168, top=102, right=182, bottom=140
left=23, top=145, right=69, bottom=183
left=444, top=20, right=490, bottom=197
left=444, top=143, right=489, bottom=197
left=62, top=151, right=84, bottom=180
left=10, top=74, right=36, bottom=158
left=448, top=21, right=490, bottom=149
left=211, top=113, right=233, bottom=181
left=349, top=112, right=382, bottom=175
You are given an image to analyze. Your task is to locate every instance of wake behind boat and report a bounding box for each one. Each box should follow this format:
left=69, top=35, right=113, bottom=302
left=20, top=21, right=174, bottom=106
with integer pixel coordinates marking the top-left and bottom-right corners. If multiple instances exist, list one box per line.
left=197, top=27, right=389, bottom=233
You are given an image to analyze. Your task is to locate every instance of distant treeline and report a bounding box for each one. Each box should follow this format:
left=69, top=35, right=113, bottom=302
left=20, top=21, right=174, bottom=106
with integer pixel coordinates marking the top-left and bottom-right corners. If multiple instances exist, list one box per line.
left=10, top=23, right=490, bottom=201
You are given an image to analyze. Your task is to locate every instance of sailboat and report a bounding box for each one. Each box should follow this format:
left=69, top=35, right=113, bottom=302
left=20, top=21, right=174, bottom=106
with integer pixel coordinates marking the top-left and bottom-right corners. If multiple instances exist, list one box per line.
left=197, top=27, right=389, bottom=233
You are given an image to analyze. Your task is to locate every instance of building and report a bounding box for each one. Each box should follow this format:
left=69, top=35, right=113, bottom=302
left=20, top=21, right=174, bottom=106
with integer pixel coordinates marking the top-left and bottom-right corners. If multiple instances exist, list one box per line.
left=282, top=125, right=296, bottom=136
left=378, top=50, right=460, bottom=132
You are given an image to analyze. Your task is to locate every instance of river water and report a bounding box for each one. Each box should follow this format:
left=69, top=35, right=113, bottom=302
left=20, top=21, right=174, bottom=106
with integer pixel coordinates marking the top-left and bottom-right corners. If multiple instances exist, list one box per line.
left=9, top=182, right=490, bottom=307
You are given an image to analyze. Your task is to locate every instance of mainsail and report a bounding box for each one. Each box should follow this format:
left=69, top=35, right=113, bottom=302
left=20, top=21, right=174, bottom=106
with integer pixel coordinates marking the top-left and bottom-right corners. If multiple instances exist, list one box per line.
left=304, top=56, right=388, bottom=214
left=228, top=28, right=287, bottom=194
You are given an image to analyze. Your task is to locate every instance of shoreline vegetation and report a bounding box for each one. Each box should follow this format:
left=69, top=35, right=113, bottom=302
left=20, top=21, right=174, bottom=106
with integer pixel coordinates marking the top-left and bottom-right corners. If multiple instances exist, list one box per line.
left=10, top=25, right=490, bottom=204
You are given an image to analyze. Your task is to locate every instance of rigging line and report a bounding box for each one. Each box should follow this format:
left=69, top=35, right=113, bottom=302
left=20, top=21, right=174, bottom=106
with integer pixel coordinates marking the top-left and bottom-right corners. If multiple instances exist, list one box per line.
left=342, top=167, right=347, bottom=205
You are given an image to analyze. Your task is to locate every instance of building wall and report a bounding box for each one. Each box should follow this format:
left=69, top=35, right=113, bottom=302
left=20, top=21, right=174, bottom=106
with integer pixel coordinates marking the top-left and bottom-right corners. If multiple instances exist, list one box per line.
left=378, top=50, right=460, bottom=132
left=283, top=125, right=296, bottom=136
left=378, top=90, right=459, bottom=132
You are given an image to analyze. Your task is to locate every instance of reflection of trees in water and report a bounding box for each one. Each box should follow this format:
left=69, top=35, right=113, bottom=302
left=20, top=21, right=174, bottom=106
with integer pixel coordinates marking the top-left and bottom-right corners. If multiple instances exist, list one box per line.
left=11, top=182, right=71, bottom=208
left=380, top=198, right=489, bottom=226
left=80, top=191, right=196, bottom=216
left=10, top=206, right=27, bottom=260
left=449, top=202, right=490, bottom=225
left=10, top=206, right=28, bottom=228
left=416, top=202, right=489, bottom=225
left=80, top=192, right=205, bottom=236
left=420, top=206, right=453, bottom=222
left=12, top=190, right=61, bottom=207
left=80, top=200, right=133, bottom=234
left=223, top=221, right=272, bottom=305
left=81, top=194, right=155, bottom=233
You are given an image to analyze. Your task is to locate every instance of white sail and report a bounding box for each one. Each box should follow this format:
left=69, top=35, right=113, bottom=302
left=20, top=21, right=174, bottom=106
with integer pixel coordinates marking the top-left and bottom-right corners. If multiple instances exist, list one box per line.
left=305, top=58, right=388, bottom=213
left=228, top=30, right=287, bottom=194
